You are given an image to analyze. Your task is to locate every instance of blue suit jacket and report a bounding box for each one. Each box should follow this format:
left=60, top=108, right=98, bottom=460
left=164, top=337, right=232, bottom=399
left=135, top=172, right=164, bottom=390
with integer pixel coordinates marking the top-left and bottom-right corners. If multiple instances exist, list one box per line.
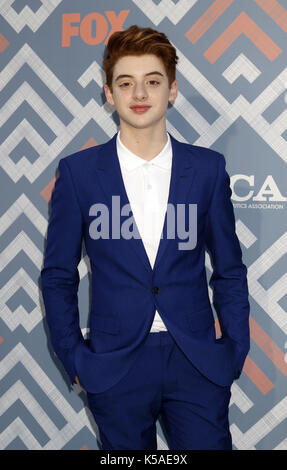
left=40, top=132, right=250, bottom=393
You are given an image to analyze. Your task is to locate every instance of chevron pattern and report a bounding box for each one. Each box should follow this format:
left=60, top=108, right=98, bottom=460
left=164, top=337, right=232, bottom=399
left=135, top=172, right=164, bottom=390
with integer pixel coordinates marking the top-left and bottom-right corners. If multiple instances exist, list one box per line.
left=0, top=0, right=286, bottom=450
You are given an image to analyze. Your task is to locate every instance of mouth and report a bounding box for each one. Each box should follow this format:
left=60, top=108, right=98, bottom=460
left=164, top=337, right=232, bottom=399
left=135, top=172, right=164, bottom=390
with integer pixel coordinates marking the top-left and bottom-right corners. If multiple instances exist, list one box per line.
left=130, top=106, right=151, bottom=114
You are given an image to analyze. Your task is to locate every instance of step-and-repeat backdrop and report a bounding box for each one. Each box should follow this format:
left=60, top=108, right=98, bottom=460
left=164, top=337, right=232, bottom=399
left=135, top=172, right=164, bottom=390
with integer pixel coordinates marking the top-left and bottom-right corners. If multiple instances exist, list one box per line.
left=1, top=0, right=287, bottom=450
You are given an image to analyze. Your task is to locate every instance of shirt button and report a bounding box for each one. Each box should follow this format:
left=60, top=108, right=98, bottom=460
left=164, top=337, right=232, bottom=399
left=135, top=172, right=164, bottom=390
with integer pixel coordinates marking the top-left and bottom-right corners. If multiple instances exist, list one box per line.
left=152, top=286, right=160, bottom=295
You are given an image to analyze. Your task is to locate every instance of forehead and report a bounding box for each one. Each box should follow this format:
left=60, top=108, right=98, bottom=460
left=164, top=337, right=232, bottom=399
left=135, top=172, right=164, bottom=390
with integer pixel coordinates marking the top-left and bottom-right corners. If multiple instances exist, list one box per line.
left=113, top=54, right=166, bottom=77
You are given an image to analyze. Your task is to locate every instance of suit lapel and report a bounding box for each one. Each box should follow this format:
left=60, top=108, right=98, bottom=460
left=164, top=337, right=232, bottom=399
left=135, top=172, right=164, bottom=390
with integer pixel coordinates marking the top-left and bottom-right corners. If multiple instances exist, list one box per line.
left=94, top=132, right=196, bottom=273
left=153, top=133, right=196, bottom=270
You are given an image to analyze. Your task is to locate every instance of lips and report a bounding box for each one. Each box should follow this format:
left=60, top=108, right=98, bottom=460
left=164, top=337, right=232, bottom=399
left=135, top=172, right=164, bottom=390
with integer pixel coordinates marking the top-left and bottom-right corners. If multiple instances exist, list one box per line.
left=130, top=105, right=151, bottom=113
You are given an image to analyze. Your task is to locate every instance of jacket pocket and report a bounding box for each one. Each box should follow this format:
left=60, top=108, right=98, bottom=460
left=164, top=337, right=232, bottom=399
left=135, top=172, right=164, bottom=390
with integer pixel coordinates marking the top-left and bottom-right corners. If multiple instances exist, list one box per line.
left=187, top=307, right=215, bottom=331
left=91, top=314, right=120, bottom=335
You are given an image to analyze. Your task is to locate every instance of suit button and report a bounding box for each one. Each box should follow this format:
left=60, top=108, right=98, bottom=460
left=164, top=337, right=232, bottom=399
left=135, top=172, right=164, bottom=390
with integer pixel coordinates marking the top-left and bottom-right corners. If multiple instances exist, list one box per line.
left=152, top=286, right=160, bottom=294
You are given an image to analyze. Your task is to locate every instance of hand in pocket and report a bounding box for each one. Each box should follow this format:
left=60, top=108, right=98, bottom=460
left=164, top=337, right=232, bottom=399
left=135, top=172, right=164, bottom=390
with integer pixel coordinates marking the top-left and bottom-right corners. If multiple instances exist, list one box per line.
left=75, top=375, right=86, bottom=392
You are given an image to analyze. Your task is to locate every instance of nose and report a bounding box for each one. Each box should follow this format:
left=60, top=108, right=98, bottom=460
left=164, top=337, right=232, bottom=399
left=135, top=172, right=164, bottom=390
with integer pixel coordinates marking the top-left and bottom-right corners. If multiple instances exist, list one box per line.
left=133, top=82, right=148, bottom=101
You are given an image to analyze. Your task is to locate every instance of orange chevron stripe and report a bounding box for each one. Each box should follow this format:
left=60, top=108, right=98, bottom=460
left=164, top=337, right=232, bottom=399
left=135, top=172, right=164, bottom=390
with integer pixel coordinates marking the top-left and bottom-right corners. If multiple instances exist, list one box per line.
left=80, top=137, right=98, bottom=150
left=243, top=356, right=274, bottom=394
left=41, top=176, right=57, bottom=203
left=250, top=316, right=287, bottom=376
left=185, top=0, right=234, bottom=44
left=0, top=33, right=9, bottom=53
left=255, top=0, right=287, bottom=32
left=204, top=11, right=282, bottom=63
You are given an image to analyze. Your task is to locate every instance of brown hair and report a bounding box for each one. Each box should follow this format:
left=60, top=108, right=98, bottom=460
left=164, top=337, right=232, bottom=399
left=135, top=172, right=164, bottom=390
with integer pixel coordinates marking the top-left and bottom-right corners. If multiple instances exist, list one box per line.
left=103, top=25, right=178, bottom=93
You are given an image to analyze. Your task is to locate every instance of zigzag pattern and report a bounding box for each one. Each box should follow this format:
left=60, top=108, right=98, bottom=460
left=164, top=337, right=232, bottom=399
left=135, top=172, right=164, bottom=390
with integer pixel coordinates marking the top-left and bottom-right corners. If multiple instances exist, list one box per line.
left=0, top=0, right=62, bottom=33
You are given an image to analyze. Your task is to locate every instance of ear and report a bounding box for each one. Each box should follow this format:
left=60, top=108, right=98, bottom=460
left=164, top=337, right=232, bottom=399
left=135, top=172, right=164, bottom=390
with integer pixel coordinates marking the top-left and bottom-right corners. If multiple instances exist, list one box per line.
left=168, top=79, right=178, bottom=104
left=104, top=84, right=115, bottom=106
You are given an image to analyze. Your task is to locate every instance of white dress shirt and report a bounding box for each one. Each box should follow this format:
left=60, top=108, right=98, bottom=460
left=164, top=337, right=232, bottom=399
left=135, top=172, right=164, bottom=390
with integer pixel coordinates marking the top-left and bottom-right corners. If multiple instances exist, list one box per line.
left=116, top=130, right=172, bottom=332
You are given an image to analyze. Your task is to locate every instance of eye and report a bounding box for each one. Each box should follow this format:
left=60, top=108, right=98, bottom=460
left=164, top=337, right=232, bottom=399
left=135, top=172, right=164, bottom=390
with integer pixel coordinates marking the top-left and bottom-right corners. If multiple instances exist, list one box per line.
left=119, top=80, right=161, bottom=88
left=119, top=82, right=130, bottom=87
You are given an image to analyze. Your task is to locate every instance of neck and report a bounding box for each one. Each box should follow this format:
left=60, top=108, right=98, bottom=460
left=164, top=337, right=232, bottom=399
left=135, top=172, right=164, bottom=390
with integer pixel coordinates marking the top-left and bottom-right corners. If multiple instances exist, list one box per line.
left=119, top=126, right=168, bottom=161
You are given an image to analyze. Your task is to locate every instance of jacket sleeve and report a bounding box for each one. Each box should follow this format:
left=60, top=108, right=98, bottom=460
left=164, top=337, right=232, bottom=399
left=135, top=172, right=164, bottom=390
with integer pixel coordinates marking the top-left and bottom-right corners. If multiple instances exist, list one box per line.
left=205, top=153, right=250, bottom=380
left=40, top=158, right=85, bottom=386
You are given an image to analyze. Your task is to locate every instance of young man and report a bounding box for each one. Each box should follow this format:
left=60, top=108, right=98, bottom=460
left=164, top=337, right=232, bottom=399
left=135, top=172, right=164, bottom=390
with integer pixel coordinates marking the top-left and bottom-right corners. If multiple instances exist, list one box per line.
left=41, top=25, right=250, bottom=450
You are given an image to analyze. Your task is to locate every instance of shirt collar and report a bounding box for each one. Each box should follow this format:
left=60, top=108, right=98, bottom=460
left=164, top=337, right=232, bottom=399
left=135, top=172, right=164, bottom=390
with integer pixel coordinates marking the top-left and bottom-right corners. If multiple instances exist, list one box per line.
left=116, top=130, right=172, bottom=172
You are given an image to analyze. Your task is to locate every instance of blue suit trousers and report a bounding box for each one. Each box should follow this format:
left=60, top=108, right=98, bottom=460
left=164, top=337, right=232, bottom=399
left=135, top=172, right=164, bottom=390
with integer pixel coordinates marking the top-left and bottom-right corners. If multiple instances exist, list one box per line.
left=86, top=330, right=232, bottom=450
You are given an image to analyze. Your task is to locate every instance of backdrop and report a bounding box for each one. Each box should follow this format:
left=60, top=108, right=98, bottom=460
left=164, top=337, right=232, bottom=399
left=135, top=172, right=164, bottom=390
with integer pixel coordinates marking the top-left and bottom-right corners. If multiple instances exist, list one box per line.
left=0, top=0, right=287, bottom=451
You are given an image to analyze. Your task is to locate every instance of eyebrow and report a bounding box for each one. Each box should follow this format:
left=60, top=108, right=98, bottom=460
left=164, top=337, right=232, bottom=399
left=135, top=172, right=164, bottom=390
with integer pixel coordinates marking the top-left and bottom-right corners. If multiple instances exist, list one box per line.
left=115, top=71, right=164, bottom=82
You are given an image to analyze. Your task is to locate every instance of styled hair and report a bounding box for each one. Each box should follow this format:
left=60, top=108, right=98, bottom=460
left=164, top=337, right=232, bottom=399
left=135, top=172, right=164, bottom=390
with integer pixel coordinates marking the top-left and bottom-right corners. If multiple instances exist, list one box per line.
left=103, top=25, right=178, bottom=93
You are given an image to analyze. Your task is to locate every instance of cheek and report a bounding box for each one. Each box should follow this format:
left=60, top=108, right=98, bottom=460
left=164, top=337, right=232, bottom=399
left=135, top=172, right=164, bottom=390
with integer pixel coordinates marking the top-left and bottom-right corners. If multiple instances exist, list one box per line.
left=117, top=92, right=131, bottom=104
left=113, top=96, right=126, bottom=109
left=154, top=90, right=170, bottom=102
left=156, top=96, right=170, bottom=110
